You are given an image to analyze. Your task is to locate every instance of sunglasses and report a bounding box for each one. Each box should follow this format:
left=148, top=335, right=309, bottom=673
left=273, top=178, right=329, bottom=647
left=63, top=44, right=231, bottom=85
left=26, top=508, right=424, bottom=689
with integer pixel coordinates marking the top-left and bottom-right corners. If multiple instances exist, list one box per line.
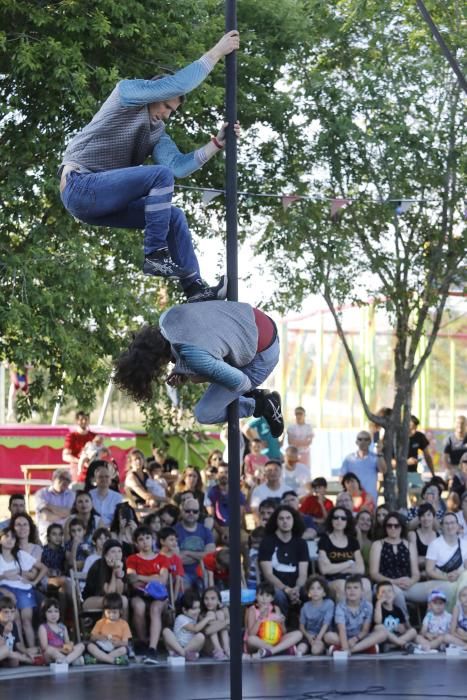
left=332, top=515, right=348, bottom=521
left=386, top=523, right=401, bottom=529
left=184, top=509, right=199, bottom=514
left=357, top=437, right=371, bottom=442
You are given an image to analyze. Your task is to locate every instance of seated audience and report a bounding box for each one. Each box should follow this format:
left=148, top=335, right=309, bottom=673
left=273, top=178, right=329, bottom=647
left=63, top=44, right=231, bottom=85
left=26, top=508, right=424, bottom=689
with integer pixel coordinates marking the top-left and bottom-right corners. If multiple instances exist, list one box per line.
left=246, top=527, right=265, bottom=590
left=258, top=505, right=308, bottom=617
left=341, top=472, right=375, bottom=514
left=318, top=506, right=370, bottom=601
left=373, top=580, right=416, bottom=651
left=445, top=584, right=467, bottom=650
left=373, top=504, right=390, bottom=540
left=11, top=513, right=42, bottom=564
left=415, top=589, right=451, bottom=652
left=200, top=587, right=230, bottom=659
left=197, top=547, right=230, bottom=589
left=145, top=461, right=169, bottom=503
left=407, top=503, right=438, bottom=578
left=324, top=575, right=387, bottom=655
left=38, top=597, right=85, bottom=665
left=162, top=590, right=212, bottom=661
left=0, top=528, right=46, bottom=647
left=296, top=575, right=334, bottom=656
left=82, top=539, right=127, bottom=617
left=110, top=503, right=139, bottom=558
left=0, top=495, right=26, bottom=530
left=369, top=512, right=420, bottom=615
left=64, top=491, right=104, bottom=545
left=86, top=592, right=131, bottom=665
left=355, top=510, right=374, bottom=573
left=299, top=478, right=333, bottom=526
left=250, top=461, right=287, bottom=512
left=175, top=499, right=215, bottom=590
left=407, top=482, right=446, bottom=530
left=244, top=582, right=303, bottom=659
left=0, top=596, right=35, bottom=667
left=89, top=464, right=123, bottom=527
left=35, top=468, right=75, bottom=543
left=41, top=524, right=67, bottom=588
left=257, top=499, right=276, bottom=527
left=173, top=467, right=206, bottom=519
left=124, top=448, right=157, bottom=508
left=281, top=491, right=317, bottom=540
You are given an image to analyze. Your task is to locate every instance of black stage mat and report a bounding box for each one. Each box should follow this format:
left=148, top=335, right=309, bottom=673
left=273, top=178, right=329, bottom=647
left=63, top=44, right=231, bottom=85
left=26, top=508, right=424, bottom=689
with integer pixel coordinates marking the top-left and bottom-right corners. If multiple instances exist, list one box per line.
left=1, top=658, right=465, bottom=700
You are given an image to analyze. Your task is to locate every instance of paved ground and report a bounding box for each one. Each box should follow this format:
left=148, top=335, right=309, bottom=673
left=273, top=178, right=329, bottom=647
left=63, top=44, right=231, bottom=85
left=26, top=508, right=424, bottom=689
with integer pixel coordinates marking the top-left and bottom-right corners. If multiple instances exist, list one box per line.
left=1, top=655, right=466, bottom=700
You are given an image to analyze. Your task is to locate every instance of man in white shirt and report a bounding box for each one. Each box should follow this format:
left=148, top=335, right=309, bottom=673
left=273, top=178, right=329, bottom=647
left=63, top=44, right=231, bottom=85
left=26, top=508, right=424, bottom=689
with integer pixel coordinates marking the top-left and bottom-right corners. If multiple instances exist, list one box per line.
left=250, top=461, right=287, bottom=512
left=89, top=464, right=122, bottom=526
left=281, top=446, right=309, bottom=497
left=35, top=468, right=76, bottom=542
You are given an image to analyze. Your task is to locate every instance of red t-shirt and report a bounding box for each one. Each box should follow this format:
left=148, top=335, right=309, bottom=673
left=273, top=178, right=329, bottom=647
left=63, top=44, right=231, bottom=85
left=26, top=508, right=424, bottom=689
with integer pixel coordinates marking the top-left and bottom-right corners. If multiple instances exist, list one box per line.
left=153, top=552, right=184, bottom=578
left=126, top=553, right=161, bottom=577
left=300, top=495, right=333, bottom=519
left=64, top=430, right=97, bottom=458
left=196, top=550, right=229, bottom=581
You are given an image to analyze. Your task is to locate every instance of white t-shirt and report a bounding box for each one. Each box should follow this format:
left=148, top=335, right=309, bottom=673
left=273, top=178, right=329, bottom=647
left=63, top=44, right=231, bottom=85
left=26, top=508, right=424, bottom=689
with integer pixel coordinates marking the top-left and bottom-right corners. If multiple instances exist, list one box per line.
left=426, top=536, right=467, bottom=567
left=282, top=462, right=310, bottom=496
left=0, top=550, right=36, bottom=590
left=250, top=482, right=287, bottom=510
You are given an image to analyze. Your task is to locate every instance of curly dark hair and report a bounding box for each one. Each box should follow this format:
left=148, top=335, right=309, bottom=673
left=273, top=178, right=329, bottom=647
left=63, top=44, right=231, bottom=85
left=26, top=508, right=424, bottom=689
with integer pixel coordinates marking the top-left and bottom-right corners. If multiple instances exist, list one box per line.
left=264, top=505, right=305, bottom=538
left=113, top=325, right=172, bottom=402
left=324, top=507, right=356, bottom=538
left=11, top=512, right=40, bottom=545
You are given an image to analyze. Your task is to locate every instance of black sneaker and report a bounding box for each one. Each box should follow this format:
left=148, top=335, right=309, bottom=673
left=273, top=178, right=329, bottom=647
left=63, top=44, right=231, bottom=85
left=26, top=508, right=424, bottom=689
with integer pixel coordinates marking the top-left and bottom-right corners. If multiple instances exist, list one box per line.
left=186, top=275, right=228, bottom=303
left=262, top=391, right=284, bottom=438
left=143, top=248, right=192, bottom=279
left=142, top=647, right=159, bottom=665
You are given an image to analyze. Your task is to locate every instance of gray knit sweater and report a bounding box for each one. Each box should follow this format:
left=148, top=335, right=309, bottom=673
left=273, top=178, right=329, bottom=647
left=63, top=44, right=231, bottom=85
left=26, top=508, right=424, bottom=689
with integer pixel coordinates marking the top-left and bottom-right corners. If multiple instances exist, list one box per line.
left=60, top=57, right=213, bottom=173
left=159, top=301, right=258, bottom=374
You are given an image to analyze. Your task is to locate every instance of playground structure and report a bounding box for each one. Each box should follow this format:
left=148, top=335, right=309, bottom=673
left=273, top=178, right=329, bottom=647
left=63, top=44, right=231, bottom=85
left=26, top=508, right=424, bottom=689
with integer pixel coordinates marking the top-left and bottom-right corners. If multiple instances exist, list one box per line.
left=272, top=299, right=466, bottom=430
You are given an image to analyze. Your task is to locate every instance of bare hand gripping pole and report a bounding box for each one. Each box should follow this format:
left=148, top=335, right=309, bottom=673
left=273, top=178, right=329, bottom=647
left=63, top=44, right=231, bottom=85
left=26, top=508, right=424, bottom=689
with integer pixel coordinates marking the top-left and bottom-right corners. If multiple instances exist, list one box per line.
left=225, top=2, right=242, bottom=699
left=415, top=0, right=467, bottom=94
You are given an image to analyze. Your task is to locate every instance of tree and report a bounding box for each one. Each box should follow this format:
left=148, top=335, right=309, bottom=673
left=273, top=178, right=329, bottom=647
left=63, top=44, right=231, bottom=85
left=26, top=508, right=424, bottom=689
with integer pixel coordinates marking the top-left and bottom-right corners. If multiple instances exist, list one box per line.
left=255, top=0, right=466, bottom=508
left=0, top=0, right=310, bottom=427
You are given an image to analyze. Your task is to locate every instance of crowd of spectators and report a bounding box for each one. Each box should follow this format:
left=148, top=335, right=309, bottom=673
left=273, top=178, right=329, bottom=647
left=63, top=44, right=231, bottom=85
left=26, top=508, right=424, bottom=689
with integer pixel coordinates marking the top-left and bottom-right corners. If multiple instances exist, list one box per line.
left=1, top=411, right=466, bottom=669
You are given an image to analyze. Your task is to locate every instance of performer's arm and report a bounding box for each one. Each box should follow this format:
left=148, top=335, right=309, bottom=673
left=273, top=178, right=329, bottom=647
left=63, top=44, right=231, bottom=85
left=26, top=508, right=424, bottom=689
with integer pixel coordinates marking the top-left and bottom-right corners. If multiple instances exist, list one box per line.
left=118, top=31, right=239, bottom=107
left=176, top=344, right=252, bottom=393
left=153, top=122, right=240, bottom=178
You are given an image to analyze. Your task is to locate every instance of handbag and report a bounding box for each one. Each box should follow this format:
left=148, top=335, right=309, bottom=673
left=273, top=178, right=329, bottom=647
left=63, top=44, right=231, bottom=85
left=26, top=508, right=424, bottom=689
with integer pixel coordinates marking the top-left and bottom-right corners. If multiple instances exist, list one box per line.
left=144, top=580, right=169, bottom=601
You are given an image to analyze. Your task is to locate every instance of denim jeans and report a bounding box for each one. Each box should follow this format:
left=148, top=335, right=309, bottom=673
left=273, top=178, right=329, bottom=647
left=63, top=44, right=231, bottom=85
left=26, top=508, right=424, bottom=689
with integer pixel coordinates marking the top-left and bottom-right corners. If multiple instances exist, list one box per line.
left=194, top=337, right=280, bottom=425
left=60, top=164, right=200, bottom=276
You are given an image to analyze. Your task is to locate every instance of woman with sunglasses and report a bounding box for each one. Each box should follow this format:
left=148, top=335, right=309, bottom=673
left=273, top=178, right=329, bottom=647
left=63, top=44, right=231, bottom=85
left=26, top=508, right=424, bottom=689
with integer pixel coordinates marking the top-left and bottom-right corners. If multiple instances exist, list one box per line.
left=369, top=512, right=419, bottom=615
left=318, top=507, right=371, bottom=602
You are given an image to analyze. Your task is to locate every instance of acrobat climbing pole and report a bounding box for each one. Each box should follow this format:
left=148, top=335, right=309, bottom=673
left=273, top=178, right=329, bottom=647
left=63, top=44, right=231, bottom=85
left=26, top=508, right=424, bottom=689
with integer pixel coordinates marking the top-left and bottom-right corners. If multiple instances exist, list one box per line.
left=225, top=2, right=242, bottom=699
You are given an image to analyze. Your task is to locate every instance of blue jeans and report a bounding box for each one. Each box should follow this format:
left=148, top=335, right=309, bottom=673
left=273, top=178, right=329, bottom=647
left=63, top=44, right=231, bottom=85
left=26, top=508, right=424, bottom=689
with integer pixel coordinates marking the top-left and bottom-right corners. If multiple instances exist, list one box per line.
left=194, top=337, right=280, bottom=425
left=60, top=165, right=200, bottom=277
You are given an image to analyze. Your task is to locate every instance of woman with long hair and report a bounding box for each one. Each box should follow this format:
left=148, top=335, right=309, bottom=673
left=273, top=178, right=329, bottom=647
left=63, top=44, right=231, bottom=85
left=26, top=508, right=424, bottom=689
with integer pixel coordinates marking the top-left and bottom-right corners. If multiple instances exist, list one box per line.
left=64, top=491, right=104, bottom=544
left=124, top=448, right=158, bottom=508
left=318, top=506, right=371, bottom=601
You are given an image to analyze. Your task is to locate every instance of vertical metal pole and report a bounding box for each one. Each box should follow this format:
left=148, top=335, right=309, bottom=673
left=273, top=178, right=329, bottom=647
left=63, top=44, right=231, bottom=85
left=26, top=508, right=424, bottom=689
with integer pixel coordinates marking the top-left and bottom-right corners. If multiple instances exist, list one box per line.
left=225, top=3, right=242, bottom=700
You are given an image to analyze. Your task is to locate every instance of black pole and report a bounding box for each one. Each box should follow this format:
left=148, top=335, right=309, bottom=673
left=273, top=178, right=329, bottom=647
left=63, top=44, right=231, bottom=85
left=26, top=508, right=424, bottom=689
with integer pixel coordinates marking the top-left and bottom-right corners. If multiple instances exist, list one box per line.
left=225, top=2, right=242, bottom=700
left=415, top=0, right=467, bottom=94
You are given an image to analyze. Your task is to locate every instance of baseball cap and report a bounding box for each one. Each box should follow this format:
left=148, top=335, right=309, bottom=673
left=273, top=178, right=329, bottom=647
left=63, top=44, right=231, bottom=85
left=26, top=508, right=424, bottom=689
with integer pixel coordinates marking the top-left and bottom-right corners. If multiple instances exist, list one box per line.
left=429, top=589, right=447, bottom=602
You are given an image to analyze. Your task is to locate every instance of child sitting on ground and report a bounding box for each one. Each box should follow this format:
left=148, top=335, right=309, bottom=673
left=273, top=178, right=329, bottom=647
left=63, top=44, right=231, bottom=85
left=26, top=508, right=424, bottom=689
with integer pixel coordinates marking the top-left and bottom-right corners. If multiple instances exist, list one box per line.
left=244, top=582, right=303, bottom=659
left=38, top=597, right=85, bottom=665
left=162, top=590, right=213, bottom=661
left=415, top=590, right=451, bottom=652
left=445, top=584, right=467, bottom=650
left=297, top=575, right=334, bottom=656
left=0, top=596, right=35, bottom=667
left=325, top=575, right=387, bottom=655
left=200, top=587, right=230, bottom=660
left=87, top=592, right=131, bottom=665
left=373, top=580, right=417, bottom=651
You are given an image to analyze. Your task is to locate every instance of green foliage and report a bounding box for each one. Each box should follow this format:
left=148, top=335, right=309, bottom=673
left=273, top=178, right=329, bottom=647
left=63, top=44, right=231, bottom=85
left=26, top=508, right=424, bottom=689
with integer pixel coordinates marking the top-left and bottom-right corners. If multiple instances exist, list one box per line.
left=0, top=0, right=307, bottom=433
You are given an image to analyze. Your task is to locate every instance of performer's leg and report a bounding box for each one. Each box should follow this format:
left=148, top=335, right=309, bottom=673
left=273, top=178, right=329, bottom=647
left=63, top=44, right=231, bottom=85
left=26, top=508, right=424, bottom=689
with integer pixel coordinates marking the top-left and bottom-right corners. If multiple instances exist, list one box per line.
left=194, top=339, right=280, bottom=425
left=61, top=165, right=191, bottom=277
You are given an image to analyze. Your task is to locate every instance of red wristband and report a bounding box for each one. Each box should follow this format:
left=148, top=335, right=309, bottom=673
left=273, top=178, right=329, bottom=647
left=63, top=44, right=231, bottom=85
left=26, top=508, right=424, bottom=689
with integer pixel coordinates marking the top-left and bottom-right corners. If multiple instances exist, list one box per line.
left=211, top=136, right=223, bottom=150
